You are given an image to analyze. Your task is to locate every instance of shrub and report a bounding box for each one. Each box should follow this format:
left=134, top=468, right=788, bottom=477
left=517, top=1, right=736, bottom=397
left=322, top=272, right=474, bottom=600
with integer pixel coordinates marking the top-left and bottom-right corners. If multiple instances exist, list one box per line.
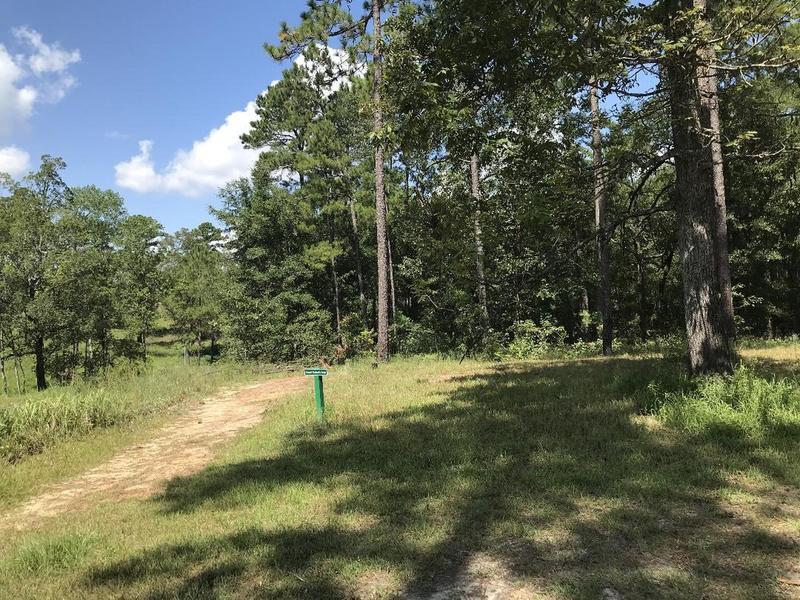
left=655, top=366, right=800, bottom=442
left=497, top=319, right=569, bottom=360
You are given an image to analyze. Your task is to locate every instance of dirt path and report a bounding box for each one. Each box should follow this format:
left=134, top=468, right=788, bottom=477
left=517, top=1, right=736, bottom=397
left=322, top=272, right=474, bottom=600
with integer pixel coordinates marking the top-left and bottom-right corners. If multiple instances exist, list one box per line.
left=0, top=376, right=306, bottom=531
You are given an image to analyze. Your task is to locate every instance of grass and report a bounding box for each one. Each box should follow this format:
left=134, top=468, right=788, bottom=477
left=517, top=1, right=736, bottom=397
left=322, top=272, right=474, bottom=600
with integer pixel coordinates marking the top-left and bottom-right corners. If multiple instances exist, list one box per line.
left=0, top=350, right=281, bottom=509
left=0, top=350, right=799, bottom=598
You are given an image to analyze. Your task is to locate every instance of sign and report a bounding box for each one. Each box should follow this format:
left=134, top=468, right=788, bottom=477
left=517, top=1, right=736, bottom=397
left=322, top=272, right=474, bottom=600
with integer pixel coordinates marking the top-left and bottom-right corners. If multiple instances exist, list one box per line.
left=304, top=368, right=328, bottom=377
left=304, top=368, right=328, bottom=421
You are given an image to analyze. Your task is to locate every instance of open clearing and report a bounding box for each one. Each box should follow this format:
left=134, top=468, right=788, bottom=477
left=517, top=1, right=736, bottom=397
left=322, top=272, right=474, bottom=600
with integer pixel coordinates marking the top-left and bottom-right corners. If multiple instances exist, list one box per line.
left=0, top=376, right=305, bottom=530
left=0, top=354, right=799, bottom=599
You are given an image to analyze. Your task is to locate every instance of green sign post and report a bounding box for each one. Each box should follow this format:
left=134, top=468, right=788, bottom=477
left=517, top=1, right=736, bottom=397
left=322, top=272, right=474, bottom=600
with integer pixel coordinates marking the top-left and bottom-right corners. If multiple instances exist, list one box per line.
left=304, top=368, right=328, bottom=421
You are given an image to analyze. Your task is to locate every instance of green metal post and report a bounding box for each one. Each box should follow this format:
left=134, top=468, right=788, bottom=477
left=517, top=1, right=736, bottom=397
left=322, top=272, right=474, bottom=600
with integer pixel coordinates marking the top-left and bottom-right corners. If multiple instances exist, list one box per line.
left=314, top=375, right=325, bottom=421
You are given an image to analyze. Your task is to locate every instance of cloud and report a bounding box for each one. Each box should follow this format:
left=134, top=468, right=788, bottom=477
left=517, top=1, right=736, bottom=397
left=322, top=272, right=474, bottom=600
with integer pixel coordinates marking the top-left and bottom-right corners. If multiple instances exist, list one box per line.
left=0, top=145, right=31, bottom=177
left=0, top=27, right=80, bottom=134
left=105, top=130, right=129, bottom=141
left=0, top=46, right=37, bottom=133
left=13, top=27, right=81, bottom=76
left=114, top=45, right=359, bottom=198
left=115, top=101, right=260, bottom=197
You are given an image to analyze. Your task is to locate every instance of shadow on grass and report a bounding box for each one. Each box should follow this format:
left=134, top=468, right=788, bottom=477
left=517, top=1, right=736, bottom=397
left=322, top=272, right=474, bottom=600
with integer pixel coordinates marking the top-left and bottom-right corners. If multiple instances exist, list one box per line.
left=86, top=358, right=798, bottom=599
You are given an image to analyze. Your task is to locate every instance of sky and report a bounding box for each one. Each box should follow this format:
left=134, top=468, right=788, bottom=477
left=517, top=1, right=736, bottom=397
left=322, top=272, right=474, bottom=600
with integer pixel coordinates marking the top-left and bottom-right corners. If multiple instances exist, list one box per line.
left=1, top=0, right=309, bottom=232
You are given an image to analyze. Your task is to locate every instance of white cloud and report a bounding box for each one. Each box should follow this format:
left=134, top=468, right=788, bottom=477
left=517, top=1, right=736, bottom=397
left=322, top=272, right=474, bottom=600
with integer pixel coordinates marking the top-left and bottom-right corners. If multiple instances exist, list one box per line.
left=0, top=46, right=37, bottom=133
left=0, top=145, right=31, bottom=177
left=114, top=45, right=360, bottom=198
left=0, top=27, right=80, bottom=134
left=105, top=130, right=129, bottom=141
left=13, top=27, right=80, bottom=76
left=115, top=101, right=260, bottom=197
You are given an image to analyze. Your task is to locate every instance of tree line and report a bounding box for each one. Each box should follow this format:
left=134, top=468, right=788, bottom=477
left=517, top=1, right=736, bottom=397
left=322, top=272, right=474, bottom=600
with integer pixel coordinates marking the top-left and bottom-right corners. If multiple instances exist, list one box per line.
left=223, top=0, right=799, bottom=375
left=0, top=158, right=228, bottom=392
left=2, top=0, right=799, bottom=389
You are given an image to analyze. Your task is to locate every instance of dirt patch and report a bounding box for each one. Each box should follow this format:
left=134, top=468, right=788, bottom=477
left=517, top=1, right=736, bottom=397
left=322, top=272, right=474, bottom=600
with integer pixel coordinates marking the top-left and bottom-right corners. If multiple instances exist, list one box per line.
left=407, top=553, right=553, bottom=600
left=0, top=376, right=305, bottom=530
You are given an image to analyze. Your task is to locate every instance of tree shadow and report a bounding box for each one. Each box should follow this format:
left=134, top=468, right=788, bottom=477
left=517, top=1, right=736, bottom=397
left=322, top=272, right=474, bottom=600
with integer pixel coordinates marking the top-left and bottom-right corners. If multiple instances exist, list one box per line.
left=85, top=358, right=798, bottom=599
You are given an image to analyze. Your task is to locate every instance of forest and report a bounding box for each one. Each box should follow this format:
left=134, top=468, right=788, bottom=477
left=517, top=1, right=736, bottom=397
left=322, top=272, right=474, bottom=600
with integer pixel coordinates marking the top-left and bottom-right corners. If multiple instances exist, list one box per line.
left=2, top=0, right=799, bottom=388
left=2, top=1, right=800, bottom=598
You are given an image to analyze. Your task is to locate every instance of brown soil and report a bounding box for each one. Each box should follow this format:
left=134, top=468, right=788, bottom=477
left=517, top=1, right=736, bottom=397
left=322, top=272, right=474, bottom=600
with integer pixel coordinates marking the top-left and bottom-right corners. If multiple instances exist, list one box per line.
left=0, top=376, right=305, bottom=531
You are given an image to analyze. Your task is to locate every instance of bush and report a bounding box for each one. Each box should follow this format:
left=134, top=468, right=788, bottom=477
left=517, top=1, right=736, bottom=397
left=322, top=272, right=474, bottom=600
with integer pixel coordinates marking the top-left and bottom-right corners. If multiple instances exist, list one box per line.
left=654, top=366, right=800, bottom=442
left=392, top=313, right=437, bottom=355
left=497, top=319, right=569, bottom=360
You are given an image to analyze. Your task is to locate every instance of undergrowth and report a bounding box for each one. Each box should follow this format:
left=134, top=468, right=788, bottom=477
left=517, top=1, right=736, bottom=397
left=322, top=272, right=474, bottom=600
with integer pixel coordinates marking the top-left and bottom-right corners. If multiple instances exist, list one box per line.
left=0, top=361, right=261, bottom=463
left=639, top=365, right=800, bottom=443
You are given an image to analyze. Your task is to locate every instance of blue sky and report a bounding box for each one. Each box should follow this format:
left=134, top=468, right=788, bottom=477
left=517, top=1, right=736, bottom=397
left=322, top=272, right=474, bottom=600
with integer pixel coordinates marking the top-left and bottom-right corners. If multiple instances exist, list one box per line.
left=1, top=0, right=308, bottom=232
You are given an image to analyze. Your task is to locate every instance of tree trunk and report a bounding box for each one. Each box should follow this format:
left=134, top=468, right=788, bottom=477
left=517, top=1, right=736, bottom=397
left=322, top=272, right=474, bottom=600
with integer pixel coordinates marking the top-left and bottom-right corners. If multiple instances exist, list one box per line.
left=34, top=334, right=47, bottom=391
left=666, top=1, right=735, bottom=374
left=348, top=196, right=368, bottom=328
left=331, top=255, right=342, bottom=344
left=579, top=287, right=590, bottom=340
left=590, top=77, right=612, bottom=356
left=470, top=154, right=490, bottom=327
left=13, top=354, right=22, bottom=395
left=0, top=331, right=7, bottom=396
left=695, top=0, right=736, bottom=342
left=385, top=199, right=397, bottom=324
left=373, top=0, right=390, bottom=362
left=633, top=238, right=651, bottom=342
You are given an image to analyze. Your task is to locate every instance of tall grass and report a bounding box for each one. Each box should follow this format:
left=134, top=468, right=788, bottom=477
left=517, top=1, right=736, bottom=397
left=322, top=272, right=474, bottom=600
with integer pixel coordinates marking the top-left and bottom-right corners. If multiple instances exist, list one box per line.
left=0, top=361, right=262, bottom=463
left=652, top=366, right=800, bottom=442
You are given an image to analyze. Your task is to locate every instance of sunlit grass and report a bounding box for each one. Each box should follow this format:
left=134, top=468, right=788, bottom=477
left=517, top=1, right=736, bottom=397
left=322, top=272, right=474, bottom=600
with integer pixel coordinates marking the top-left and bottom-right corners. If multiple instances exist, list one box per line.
left=0, top=351, right=798, bottom=599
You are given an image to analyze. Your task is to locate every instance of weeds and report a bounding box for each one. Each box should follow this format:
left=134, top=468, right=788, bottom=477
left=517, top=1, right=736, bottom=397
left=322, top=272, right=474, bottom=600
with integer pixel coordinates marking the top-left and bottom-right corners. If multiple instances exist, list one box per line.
left=655, top=366, right=800, bottom=443
left=0, top=361, right=261, bottom=463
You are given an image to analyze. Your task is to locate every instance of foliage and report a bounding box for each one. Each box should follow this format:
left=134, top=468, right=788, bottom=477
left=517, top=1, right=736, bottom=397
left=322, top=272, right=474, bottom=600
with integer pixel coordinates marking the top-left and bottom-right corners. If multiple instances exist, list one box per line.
left=655, top=366, right=800, bottom=442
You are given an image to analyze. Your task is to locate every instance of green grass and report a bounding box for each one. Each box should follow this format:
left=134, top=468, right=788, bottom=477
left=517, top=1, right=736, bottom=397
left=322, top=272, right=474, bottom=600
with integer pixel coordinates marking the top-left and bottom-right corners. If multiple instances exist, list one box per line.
left=1, top=352, right=799, bottom=598
left=0, top=358, right=278, bottom=508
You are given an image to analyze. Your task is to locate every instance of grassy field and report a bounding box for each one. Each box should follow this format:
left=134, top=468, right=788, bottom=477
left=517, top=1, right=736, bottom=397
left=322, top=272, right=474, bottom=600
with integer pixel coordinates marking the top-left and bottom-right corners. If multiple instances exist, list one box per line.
left=1, top=348, right=799, bottom=598
left=0, top=334, right=278, bottom=509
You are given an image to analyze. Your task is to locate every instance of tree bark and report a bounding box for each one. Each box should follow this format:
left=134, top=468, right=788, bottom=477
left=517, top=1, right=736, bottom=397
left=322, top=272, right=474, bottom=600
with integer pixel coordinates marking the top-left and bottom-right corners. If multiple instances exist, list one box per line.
left=348, top=196, right=368, bottom=328
left=579, top=287, right=590, bottom=341
left=373, top=0, right=390, bottom=361
left=34, top=333, right=47, bottom=391
left=666, top=0, right=736, bottom=374
left=0, top=331, right=7, bottom=396
left=385, top=199, right=397, bottom=324
left=633, top=237, right=651, bottom=342
left=590, top=77, right=612, bottom=355
left=695, top=0, right=736, bottom=342
left=469, top=154, right=490, bottom=327
left=331, top=255, right=342, bottom=344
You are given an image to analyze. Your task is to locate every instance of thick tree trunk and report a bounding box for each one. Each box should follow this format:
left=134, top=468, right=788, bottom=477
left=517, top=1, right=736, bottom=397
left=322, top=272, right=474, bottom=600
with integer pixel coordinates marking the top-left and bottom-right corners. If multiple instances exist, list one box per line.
left=470, top=154, right=490, bottom=327
left=695, top=0, right=736, bottom=342
left=348, top=196, right=368, bottom=327
left=34, top=334, right=47, bottom=391
left=373, top=0, right=390, bottom=361
left=590, top=78, right=612, bottom=355
left=666, top=2, right=736, bottom=374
